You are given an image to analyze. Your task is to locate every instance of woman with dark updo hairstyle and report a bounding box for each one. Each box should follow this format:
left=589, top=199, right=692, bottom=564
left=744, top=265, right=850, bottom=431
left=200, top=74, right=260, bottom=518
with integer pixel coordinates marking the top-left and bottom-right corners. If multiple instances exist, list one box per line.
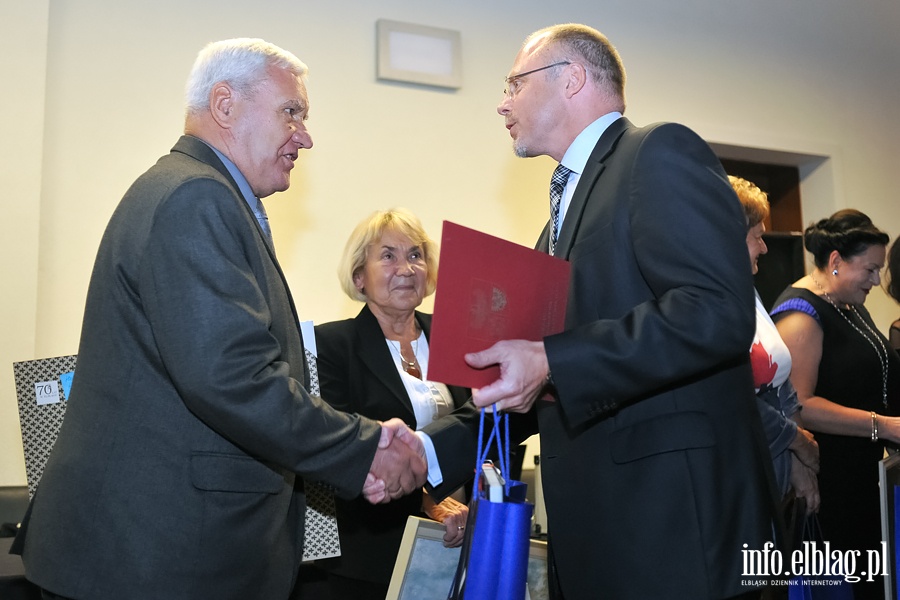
left=771, top=209, right=900, bottom=600
left=885, top=235, right=900, bottom=350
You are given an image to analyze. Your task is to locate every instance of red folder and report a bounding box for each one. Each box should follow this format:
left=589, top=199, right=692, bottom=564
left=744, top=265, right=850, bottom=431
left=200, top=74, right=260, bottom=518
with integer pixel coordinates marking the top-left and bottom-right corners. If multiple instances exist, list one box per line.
left=428, top=221, right=571, bottom=389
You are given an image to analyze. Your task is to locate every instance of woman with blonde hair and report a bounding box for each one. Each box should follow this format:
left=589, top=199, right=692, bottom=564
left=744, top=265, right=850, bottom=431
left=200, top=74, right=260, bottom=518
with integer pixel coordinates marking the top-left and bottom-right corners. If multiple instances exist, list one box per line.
left=299, top=208, right=471, bottom=600
left=729, top=176, right=819, bottom=515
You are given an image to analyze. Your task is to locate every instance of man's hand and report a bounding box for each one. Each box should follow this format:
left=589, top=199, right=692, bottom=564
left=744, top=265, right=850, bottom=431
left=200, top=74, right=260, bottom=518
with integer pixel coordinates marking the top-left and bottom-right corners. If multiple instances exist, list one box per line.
left=363, top=418, right=427, bottom=504
left=465, top=340, right=550, bottom=413
left=790, top=427, right=819, bottom=473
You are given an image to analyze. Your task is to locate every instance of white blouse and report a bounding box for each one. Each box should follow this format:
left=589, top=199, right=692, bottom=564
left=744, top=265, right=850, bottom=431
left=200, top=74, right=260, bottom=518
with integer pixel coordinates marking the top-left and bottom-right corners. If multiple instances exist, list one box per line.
left=385, top=330, right=455, bottom=430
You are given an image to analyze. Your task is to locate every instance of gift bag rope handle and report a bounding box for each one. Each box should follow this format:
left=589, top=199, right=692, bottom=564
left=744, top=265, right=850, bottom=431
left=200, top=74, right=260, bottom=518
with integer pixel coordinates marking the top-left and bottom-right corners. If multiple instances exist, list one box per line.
left=472, top=408, right=512, bottom=500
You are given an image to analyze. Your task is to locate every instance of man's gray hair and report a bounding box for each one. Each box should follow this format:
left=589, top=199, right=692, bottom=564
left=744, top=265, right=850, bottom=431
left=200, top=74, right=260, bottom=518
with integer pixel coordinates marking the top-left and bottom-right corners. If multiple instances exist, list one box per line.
left=185, top=38, right=308, bottom=116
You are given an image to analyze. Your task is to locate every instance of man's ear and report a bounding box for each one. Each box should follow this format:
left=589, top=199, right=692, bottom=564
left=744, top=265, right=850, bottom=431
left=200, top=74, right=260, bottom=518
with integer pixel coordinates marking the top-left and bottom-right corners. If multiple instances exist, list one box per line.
left=209, top=82, right=235, bottom=128
left=564, top=63, right=587, bottom=98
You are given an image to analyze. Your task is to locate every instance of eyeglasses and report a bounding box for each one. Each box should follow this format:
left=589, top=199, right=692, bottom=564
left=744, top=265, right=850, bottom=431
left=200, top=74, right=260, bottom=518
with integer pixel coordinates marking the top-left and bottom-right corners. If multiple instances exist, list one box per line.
left=503, top=61, right=571, bottom=98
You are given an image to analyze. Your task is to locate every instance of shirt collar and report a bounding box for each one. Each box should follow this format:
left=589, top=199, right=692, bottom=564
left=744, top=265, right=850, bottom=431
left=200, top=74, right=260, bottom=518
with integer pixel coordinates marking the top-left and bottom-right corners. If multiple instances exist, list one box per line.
left=193, top=137, right=258, bottom=206
left=560, top=112, right=622, bottom=174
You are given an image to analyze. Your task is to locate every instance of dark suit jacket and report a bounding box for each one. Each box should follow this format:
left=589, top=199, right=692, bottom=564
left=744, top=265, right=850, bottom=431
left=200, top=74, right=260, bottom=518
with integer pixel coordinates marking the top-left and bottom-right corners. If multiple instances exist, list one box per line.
left=431, top=119, right=776, bottom=600
left=15, top=136, right=383, bottom=600
left=312, top=305, right=471, bottom=585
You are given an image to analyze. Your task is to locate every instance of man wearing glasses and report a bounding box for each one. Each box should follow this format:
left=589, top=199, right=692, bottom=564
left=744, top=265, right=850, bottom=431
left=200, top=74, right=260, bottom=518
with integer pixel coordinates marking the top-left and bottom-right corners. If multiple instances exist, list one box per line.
left=463, top=23, right=777, bottom=600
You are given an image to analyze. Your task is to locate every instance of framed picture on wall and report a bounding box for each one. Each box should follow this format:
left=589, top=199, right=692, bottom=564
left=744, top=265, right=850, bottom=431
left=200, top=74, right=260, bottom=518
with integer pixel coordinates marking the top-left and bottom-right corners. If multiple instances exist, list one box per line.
left=376, top=19, right=462, bottom=89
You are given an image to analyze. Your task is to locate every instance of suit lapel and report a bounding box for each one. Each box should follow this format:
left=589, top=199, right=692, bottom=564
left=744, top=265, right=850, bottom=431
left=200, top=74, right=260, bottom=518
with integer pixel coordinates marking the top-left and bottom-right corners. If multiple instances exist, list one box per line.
left=171, top=135, right=309, bottom=384
left=172, top=135, right=280, bottom=260
left=355, top=306, right=416, bottom=416
left=554, top=117, right=632, bottom=259
left=536, top=221, right=552, bottom=253
left=172, top=135, right=242, bottom=193
left=353, top=306, right=470, bottom=421
left=353, top=308, right=470, bottom=418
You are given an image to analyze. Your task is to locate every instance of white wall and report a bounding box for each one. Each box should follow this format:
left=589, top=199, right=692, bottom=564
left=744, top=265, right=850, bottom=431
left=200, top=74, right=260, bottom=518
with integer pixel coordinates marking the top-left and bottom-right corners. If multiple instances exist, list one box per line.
left=0, top=0, right=50, bottom=487
left=2, top=0, right=898, bottom=485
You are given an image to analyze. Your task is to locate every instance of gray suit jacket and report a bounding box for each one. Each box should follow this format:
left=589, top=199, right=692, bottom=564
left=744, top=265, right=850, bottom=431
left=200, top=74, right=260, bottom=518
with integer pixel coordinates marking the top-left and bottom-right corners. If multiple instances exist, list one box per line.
left=15, top=136, right=382, bottom=600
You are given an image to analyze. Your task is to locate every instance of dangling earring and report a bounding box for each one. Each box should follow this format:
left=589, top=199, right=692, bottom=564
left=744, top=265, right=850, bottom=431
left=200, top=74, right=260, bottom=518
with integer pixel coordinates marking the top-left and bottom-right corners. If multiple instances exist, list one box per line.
left=832, top=269, right=838, bottom=276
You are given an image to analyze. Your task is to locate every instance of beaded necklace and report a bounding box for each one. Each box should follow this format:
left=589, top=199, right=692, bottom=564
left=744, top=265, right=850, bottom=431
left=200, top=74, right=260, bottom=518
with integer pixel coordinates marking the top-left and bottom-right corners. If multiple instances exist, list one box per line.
left=811, top=275, right=889, bottom=409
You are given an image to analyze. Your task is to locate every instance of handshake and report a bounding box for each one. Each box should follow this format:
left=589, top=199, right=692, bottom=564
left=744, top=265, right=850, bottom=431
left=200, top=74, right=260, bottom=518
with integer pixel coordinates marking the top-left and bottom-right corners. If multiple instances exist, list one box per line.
left=362, top=418, right=428, bottom=504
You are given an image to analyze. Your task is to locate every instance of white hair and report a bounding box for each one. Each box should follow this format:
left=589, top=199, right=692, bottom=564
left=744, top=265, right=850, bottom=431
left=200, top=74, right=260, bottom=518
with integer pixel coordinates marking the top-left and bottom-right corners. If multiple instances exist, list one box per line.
left=184, top=38, right=308, bottom=116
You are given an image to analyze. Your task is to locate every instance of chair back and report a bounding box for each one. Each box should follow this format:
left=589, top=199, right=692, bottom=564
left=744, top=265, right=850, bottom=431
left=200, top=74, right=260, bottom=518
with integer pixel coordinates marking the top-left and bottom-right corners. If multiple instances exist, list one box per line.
left=12, top=355, right=77, bottom=498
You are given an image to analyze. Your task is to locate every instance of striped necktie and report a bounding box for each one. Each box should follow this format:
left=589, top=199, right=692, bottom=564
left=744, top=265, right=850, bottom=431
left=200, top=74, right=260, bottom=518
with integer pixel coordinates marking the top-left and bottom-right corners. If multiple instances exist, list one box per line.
left=549, top=163, right=571, bottom=255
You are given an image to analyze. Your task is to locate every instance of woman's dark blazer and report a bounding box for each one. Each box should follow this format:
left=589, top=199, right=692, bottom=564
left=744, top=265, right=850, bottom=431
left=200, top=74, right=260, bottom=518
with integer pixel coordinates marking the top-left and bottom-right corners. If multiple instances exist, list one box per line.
left=313, top=304, right=471, bottom=585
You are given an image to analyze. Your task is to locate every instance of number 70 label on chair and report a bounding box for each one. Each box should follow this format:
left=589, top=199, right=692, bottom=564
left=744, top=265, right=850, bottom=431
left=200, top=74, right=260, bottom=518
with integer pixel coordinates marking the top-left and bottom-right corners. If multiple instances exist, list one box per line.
left=34, top=380, right=61, bottom=405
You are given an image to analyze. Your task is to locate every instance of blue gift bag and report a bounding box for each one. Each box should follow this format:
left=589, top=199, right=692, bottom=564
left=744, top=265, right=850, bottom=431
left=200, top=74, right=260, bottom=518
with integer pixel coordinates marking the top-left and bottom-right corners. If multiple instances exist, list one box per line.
left=448, top=409, right=534, bottom=600
left=787, top=515, right=854, bottom=600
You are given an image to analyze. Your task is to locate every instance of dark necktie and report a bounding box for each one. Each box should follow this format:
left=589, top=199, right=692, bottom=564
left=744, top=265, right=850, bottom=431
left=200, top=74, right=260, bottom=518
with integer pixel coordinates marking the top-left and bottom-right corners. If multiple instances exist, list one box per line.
left=549, top=163, right=571, bottom=255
